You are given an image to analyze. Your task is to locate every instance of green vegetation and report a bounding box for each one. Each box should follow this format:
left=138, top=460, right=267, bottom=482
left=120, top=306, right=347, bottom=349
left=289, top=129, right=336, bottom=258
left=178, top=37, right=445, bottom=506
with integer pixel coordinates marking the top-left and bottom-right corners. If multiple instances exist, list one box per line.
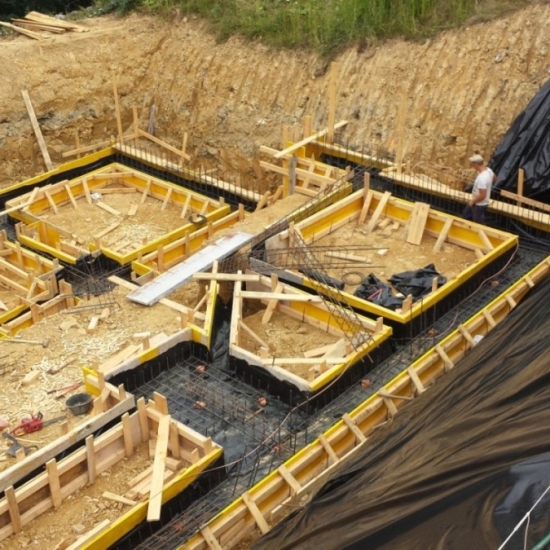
left=94, top=0, right=527, bottom=56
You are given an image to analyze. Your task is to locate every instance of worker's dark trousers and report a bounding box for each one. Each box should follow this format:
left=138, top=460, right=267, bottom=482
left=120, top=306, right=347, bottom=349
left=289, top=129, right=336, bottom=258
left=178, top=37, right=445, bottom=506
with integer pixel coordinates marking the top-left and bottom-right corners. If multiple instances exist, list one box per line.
left=463, top=204, right=487, bottom=224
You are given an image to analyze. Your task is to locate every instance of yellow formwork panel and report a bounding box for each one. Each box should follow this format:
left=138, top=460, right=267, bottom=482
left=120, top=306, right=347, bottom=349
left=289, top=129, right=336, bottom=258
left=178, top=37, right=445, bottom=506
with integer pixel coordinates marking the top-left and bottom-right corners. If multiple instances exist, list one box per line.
left=287, top=188, right=518, bottom=324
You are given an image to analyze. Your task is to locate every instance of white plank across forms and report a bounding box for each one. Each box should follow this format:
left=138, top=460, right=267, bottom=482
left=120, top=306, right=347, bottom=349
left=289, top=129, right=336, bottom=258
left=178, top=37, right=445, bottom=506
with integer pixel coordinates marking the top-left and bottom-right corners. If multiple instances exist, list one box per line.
left=127, top=232, right=254, bottom=306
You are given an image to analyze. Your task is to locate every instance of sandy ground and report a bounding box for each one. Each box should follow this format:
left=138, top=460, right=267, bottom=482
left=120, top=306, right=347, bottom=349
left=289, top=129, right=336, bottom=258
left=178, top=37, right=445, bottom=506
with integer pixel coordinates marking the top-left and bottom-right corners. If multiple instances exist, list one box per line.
left=240, top=303, right=339, bottom=378
left=0, top=284, right=183, bottom=470
left=0, top=444, right=150, bottom=550
left=312, top=221, right=476, bottom=294
left=0, top=5, right=549, bottom=189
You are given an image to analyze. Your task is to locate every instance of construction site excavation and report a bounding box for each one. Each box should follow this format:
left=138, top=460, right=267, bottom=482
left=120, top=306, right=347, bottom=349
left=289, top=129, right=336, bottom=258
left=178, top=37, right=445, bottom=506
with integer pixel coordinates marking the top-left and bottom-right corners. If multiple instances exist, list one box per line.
left=3, top=6, right=550, bottom=550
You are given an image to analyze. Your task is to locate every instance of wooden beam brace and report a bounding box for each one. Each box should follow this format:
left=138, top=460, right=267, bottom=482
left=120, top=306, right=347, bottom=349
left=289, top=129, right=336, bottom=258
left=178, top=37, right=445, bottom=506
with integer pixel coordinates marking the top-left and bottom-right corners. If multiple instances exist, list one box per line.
left=318, top=434, right=339, bottom=464
left=242, top=492, right=270, bottom=534
left=433, top=217, right=453, bottom=252
left=147, top=414, right=171, bottom=522
left=21, top=89, right=53, bottom=171
left=342, top=413, right=367, bottom=443
left=273, top=120, right=348, bottom=158
left=435, top=344, right=454, bottom=372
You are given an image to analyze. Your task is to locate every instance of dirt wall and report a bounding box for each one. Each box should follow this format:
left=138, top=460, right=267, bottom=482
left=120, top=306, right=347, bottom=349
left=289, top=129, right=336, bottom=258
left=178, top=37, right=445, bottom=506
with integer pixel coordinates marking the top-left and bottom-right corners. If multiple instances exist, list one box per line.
left=1, top=5, right=549, bottom=186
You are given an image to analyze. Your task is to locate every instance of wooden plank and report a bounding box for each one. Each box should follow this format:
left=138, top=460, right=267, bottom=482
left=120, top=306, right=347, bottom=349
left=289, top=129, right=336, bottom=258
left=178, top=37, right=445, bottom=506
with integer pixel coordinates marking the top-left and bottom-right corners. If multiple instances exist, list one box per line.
left=262, top=283, right=284, bottom=324
left=278, top=464, right=301, bottom=495
left=94, top=220, right=122, bottom=240
left=147, top=414, right=171, bottom=522
left=327, top=62, right=338, bottom=144
left=64, top=184, right=78, bottom=210
left=137, top=397, right=149, bottom=443
left=0, top=21, right=45, bottom=40
left=113, top=78, right=123, bottom=142
left=85, top=435, right=96, bottom=484
left=500, top=189, right=550, bottom=214
left=62, top=140, right=111, bottom=158
left=138, top=129, right=191, bottom=161
left=44, top=190, right=59, bottom=214
left=122, top=412, right=134, bottom=457
left=457, top=324, right=475, bottom=347
left=96, top=201, right=121, bottom=216
left=21, top=90, right=53, bottom=171
left=5, top=486, right=21, bottom=534
left=161, top=188, right=173, bottom=211
left=407, top=367, right=426, bottom=394
left=364, top=191, right=391, bottom=233
left=26, top=11, right=89, bottom=32
left=193, top=273, right=261, bottom=282
left=240, top=291, right=322, bottom=302
left=82, top=177, right=92, bottom=204
left=435, top=344, right=454, bottom=372
left=317, top=434, right=338, bottom=464
left=342, top=414, right=367, bottom=443
left=242, top=492, right=270, bottom=534
left=141, top=179, right=151, bottom=204
left=239, top=320, right=270, bottom=350
left=433, top=217, right=453, bottom=253
left=483, top=309, right=497, bottom=328
left=325, top=251, right=369, bottom=263
left=102, top=491, right=137, bottom=506
left=478, top=229, right=494, bottom=250
left=517, top=168, right=524, bottom=202
left=200, top=525, right=223, bottom=550
left=46, top=459, right=62, bottom=508
left=406, top=202, right=431, bottom=245
left=180, top=194, right=191, bottom=219
left=273, top=120, right=348, bottom=158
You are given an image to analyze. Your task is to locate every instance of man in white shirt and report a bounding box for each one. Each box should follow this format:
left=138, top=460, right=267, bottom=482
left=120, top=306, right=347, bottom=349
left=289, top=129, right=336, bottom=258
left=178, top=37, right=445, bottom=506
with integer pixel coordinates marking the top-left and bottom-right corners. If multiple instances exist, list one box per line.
left=463, top=153, right=494, bottom=224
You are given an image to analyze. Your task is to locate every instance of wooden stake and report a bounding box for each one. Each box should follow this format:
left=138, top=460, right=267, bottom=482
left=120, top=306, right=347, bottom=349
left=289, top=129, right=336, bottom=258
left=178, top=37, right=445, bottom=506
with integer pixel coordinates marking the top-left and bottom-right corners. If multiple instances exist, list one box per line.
left=5, top=486, right=21, bottom=533
left=113, top=77, right=123, bottom=142
left=64, top=184, right=78, bottom=210
left=433, top=218, right=453, bottom=253
left=365, top=191, right=391, bottom=233
left=318, top=434, right=338, bottom=464
left=85, top=435, right=96, bottom=484
left=122, top=412, right=134, bottom=457
left=137, top=397, right=149, bottom=443
left=517, top=168, right=524, bottom=203
left=132, top=106, right=139, bottom=143
left=141, top=179, right=151, bottom=204
left=180, top=194, right=191, bottom=219
left=327, top=62, right=338, bottom=144
left=180, top=132, right=188, bottom=167
left=46, top=459, right=62, bottom=508
left=161, top=188, right=173, bottom=211
left=242, top=492, right=270, bottom=534
left=406, top=202, right=430, bottom=245
left=82, top=177, right=92, bottom=204
left=21, top=90, right=53, bottom=171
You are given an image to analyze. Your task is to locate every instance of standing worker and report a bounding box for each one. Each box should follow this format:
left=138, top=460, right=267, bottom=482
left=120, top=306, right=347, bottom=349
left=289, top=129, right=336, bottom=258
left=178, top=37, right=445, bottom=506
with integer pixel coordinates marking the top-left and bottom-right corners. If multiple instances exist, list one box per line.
left=463, top=153, right=494, bottom=224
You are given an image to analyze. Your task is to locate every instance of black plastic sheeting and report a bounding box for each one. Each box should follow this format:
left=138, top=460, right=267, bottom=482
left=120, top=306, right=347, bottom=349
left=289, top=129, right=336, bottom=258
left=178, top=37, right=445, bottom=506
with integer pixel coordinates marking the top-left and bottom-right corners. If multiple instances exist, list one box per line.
left=255, top=276, right=550, bottom=550
left=490, top=77, right=550, bottom=200
left=354, top=264, right=446, bottom=310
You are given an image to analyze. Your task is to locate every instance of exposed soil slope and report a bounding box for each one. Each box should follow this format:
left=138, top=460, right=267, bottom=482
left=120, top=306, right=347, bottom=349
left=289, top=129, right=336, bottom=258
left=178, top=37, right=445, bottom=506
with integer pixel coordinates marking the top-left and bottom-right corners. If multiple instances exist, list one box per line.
left=1, top=5, right=549, bottom=186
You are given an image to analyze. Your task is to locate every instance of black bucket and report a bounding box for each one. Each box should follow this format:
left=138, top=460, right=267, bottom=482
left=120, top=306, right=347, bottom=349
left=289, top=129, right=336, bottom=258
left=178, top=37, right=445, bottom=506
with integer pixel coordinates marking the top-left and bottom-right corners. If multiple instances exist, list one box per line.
left=66, top=393, right=93, bottom=416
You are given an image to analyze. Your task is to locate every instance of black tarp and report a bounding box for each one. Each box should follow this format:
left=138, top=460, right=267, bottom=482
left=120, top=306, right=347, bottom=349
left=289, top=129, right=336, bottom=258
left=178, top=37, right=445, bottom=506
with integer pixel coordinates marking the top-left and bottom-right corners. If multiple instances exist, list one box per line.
left=254, top=277, right=550, bottom=550
left=490, top=77, right=550, bottom=200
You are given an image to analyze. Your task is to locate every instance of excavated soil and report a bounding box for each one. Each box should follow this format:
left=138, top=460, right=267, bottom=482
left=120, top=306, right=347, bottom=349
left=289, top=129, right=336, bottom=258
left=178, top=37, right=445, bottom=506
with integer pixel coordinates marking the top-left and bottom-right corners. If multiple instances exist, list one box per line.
left=0, top=283, right=182, bottom=469
left=240, top=305, right=339, bottom=378
left=1, top=5, right=549, bottom=189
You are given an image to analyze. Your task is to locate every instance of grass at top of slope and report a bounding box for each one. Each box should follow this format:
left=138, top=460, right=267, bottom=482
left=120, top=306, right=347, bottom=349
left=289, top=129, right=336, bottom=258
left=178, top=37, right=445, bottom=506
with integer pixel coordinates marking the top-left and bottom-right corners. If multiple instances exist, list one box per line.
left=91, top=0, right=530, bottom=57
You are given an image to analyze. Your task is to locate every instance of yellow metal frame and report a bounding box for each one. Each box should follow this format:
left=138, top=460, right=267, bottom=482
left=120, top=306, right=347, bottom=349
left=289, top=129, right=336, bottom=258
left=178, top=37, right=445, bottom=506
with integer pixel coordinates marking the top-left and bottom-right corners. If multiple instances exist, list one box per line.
left=284, top=189, right=518, bottom=324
